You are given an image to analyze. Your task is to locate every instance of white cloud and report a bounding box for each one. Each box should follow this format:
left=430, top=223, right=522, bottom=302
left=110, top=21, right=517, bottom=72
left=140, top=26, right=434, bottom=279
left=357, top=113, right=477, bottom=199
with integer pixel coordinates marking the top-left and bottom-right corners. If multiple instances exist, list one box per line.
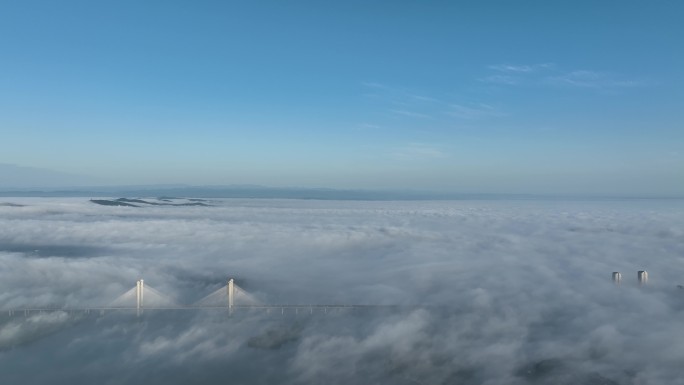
left=0, top=198, right=683, bottom=383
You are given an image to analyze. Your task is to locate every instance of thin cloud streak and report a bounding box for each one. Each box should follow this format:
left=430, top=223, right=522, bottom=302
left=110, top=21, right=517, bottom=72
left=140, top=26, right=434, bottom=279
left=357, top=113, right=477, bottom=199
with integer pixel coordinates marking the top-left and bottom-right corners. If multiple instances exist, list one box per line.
left=363, top=82, right=499, bottom=124
left=487, top=63, right=554, bottom=73
left=480, top=74, right=521, bottom=85
left=482, top=63, right=647, bottom=90
left=389, top=109, right=433, bottom=119
left=446, top=103, right=501, bottom=120
left=546, top=70, right=646, bottom=89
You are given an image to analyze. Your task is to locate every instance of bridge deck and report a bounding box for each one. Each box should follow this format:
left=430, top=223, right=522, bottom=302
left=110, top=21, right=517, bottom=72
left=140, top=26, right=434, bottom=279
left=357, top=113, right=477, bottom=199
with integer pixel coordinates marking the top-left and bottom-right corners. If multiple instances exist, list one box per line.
left=3, top=304, right=422, bottom=313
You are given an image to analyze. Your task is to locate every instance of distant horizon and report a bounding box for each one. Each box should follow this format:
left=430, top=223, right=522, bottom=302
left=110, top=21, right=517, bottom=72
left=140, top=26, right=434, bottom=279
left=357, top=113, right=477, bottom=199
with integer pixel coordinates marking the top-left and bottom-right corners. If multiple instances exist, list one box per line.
left=0, top=162, right=683, bottom=199
left=1, top=182, right=682, bottom=201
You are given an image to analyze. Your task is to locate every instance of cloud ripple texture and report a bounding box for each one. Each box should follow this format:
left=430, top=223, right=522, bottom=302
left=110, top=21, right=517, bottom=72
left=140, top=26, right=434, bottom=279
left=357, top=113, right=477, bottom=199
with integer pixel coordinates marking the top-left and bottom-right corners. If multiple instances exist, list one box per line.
left=0, top=198, right=683, bottom=385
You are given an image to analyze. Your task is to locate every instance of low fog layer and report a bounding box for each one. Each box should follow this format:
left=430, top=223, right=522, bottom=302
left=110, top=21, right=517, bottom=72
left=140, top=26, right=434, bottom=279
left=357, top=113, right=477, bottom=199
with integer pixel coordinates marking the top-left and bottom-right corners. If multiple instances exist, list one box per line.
left=0, top=198, right=683, bottom=384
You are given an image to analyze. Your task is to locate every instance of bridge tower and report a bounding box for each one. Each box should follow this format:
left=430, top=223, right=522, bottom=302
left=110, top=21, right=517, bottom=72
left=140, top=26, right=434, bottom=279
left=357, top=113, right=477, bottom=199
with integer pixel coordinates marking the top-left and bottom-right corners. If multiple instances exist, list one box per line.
left=638, top=271, right=648, bottom=285
left=136, top=279, right=144, bottom=316
left=227, top=278, right=234, bottom=314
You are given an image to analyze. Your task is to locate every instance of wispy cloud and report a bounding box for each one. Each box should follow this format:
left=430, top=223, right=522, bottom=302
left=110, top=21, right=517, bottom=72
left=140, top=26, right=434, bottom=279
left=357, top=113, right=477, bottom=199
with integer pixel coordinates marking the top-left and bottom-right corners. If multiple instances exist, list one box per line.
left=446, top=103, right=501, bottom=120
left=487, top=63, right=554, bottom=73
left=357, top=122, right=381, bottom=130
left=362, top=82, right=444, bottom=104
left=360, top=81, right=388, bottom=89
left=482, top=63, right=646, bottom=91
left=363, top=82, right=440, bottom=120
left=480, top=74, right=521, bottom=86
left=546, top=70, right=644, bottom=89
left=362, top=82, right=500, bottom=123
left=408, top=94, right=440, bottom=103
left=389, top=109, right=432, bottom=119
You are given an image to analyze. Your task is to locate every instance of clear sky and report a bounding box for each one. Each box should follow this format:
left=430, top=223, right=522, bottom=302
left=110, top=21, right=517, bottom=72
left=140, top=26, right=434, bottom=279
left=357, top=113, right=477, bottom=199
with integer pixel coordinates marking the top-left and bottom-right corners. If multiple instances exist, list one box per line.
left=1, top=1, right=682, bottom=195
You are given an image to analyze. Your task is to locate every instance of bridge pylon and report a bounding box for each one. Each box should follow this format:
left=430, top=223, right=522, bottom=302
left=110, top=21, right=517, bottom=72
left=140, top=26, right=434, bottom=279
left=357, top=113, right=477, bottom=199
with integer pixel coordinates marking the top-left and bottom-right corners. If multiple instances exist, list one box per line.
left=136, top=279, right=144, bottom=317
left=227, top=278, right=234, bottom=314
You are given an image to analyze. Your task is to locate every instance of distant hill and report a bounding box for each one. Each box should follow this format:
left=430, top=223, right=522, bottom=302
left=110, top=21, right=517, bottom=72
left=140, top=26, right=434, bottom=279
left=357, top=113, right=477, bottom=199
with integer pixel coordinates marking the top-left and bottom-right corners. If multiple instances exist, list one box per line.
left=90, top=198, right=212, bottom=207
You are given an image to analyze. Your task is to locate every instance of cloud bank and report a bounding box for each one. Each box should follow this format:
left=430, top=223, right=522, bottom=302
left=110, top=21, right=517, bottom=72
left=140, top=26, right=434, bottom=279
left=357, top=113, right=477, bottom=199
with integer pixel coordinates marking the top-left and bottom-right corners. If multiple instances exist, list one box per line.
left=0, top=198, right=683, bottom=384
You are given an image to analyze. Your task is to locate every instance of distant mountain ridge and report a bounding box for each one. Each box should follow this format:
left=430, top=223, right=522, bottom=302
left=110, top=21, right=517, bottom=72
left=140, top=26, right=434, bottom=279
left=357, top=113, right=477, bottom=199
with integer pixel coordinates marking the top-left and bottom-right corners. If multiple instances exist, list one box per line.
left=90, top=198, right=212, bottom=207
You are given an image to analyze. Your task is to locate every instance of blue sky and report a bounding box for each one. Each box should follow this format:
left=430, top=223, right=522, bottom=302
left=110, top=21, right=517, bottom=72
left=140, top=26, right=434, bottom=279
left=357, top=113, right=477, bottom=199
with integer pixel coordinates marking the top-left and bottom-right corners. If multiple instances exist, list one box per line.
left=0, top=1, right=682, bottom=194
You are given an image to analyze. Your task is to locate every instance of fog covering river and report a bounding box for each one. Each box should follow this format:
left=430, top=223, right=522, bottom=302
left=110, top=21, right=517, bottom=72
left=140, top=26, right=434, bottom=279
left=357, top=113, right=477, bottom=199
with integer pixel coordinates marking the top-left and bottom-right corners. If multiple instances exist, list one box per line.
left=0, top=198, right=683, bottom=384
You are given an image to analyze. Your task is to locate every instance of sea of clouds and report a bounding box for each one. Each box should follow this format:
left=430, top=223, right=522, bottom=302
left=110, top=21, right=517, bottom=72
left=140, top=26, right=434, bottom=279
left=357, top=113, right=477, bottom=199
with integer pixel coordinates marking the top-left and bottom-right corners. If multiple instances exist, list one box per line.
left=0, top=198, right=683, bottom=384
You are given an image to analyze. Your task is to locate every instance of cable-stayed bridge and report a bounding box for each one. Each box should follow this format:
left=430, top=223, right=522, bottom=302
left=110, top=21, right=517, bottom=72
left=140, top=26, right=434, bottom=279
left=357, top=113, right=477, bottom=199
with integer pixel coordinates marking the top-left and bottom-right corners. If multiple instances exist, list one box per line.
left=106, top=278, right=263, bottom=316
left=2, top=278, right=405, bottom=317
left=6, top=270, right=674, bottom=318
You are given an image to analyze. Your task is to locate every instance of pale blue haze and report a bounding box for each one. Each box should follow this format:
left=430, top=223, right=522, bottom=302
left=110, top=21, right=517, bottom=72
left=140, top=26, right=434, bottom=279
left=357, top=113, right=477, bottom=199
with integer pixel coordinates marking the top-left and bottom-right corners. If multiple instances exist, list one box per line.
left=0, top=1, right=682, bottom=195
